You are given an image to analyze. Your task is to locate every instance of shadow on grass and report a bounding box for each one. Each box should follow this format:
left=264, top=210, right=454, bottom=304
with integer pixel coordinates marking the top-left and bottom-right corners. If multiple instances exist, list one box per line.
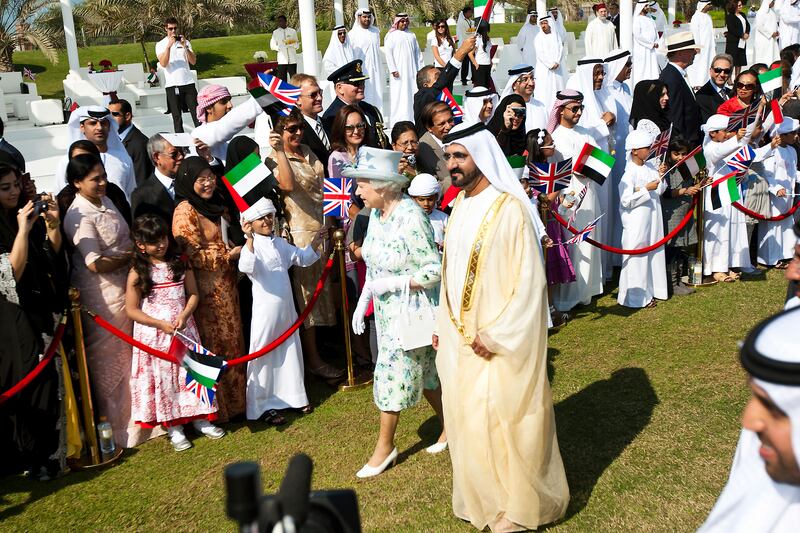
left=553, top=367, right=658, bottom=522
left=0, top=447, right=140, bottom=522
left=194, top=52, right=230, bottom=73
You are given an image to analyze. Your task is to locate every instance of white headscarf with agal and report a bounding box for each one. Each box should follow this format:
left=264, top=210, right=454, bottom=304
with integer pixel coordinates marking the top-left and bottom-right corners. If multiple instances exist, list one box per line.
left=322, top=25, right=355, bottom=77
left=500, top=64, right=535, bottom=99
left=567, top=57, right=611, bottom=148
left=698, top=306, right=800, bottom=533
left=463, top=86, right=498, bottom=125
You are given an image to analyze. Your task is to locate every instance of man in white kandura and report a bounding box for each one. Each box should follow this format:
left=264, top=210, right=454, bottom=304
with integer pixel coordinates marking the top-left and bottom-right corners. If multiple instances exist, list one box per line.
left=632, top=0, right=662, bottom=87
left=584, top=3, right=619, bottom=59
left=533, top=15, right=566, bottom=111
left=780, top=0, right=800, bottom=52
left=435, top=121, right=569, bottom=533
left=322, top=25, right=355, bottom=79
left=687, top=0, right=716, bottom=88
left=349, top=8, right=384, bottom=113
left=515, top=11, right=539, bottom=68
left=384, top=13, right=422, bottom=125
left=499, top=64, right=548, bottom=132
left=754, top=0, right=781, bottom=66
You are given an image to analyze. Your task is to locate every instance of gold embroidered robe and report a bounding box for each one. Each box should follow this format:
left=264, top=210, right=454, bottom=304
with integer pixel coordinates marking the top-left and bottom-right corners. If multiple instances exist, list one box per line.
left=437, top=187, right=570, bottom=531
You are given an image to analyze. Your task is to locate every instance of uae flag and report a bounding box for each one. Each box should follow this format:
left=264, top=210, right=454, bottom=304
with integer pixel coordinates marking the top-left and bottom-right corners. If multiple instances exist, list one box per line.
left=758, top=66, right=783, bottom=95
left=676, top=146, right=706, bottom=181
left=507, top=155, right=526, bottom=179
left=474, top=0, right=494, bottom=21
left=709, top=172, right=741, bottom=210
left=572, top=143, right=614, bottom=185
left=222, top=152, right=276, bottom=213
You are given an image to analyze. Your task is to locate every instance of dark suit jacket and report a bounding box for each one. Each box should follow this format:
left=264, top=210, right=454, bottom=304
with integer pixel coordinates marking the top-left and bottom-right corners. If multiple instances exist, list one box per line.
left=695, top=81, right=729, bottom=124
left=299, top=118, right=331, bottom=175
left=131, top=173, right=175, bottom=227
left=609, top=14, right=621, bottom=42
left=0, top=138, right=25, bottom=172
left=659, top=64, right=701, bottom=145
left=121, top=124, right=154, bottom=187
left=725, top=13, right=750, bottom=52
left=413, top=60, right=462, bottom=135
left=322, top=97, right=387, bottom=148
left=417, top=132, right=452, bottom=192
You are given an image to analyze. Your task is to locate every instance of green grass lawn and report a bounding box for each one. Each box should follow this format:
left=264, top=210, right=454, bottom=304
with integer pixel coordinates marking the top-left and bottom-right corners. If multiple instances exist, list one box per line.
left=0, top=268, right=787, bottom=532
left=12, top=23, right=589, bottom=101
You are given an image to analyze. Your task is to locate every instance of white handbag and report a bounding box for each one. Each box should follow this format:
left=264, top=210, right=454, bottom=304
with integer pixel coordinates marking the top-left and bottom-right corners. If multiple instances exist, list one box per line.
left=397, top=284, right=437, bottom=351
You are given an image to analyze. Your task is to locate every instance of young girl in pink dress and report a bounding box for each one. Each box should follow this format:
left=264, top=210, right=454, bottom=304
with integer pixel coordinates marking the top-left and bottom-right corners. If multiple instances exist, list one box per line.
left=125, top=214, right=225, bottom=451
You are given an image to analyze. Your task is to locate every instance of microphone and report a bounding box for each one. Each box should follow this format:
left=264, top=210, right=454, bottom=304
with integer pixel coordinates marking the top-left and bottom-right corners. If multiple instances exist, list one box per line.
left=225, top=462, right=261, bottom=528
left=277, top=454, right=313, bottom=526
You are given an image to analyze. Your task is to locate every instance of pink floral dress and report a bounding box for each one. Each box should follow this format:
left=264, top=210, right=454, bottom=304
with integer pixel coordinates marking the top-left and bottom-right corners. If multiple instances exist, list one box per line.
left=130, top=263, right=217, bottom=427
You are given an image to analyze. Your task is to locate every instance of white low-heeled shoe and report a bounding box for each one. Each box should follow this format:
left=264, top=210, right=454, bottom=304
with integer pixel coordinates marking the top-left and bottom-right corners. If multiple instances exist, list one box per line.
left=425, top=441, right=448, bottom=454
left=356, top=447, right=398, bottom=478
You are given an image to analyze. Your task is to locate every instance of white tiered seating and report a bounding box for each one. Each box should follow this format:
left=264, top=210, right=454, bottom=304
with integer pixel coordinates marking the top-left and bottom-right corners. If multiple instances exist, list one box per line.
left=0, top=72, right=40, bottom=119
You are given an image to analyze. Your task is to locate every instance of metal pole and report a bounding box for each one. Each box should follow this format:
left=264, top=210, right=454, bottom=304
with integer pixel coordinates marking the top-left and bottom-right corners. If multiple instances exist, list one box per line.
left=333, top=229, right=371, bottom=391
left=620, top=0, right=633, bottom=52
left=688, top=171, right=717, bottom=287
left=298, top=0, right=319, bottom=76
left=60, top=0, right=82, bottom=81
left=334, top=0, right=344, bottom=27
left=69, top=288, right=101, bottom=464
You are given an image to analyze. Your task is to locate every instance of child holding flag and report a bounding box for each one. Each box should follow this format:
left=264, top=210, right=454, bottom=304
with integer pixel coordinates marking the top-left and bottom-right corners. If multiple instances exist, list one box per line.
left=758, top=118, right=800, bottom=267
left=618, top=130, right=669, bottom=308
left=125, top=214, right=223, bottom=452
left=239, top=198, right=321, bottom=423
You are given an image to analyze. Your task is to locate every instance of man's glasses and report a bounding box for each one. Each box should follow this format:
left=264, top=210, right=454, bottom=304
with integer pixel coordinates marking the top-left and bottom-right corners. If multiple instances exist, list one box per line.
left=166, top=26, right=178, bottom=31
left=736, top=82, right=756, bottom=90
left=712, top=67, right=732, bottom=75
left=565, top=105, right=585, bottom=113
left=163, top=149, right=186, bottom=160
left=344, top=80, right=365, bottom=87
left=110, top=111, right=122, bottom=117
left=302, top=90, right=323, bottom=99
left=395, top=140, right=419, bottom=148
left=443, top=151, right=469, bottom=162
left=345, top=122, right=367, bottom=132
left=338, top=31, right=346, bottom=36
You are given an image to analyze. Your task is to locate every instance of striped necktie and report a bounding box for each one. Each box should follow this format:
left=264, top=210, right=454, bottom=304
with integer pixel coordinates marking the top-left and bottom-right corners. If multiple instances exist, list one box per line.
left=315, top=118, right=331, bottom=150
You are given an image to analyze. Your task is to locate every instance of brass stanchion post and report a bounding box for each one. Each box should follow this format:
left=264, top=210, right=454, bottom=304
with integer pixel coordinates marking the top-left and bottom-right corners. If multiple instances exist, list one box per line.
left=69, top=288, right=101, bottom=464
left=332, top=229, right=371, bottom=391
left=687, top=170, right=717, bottom=287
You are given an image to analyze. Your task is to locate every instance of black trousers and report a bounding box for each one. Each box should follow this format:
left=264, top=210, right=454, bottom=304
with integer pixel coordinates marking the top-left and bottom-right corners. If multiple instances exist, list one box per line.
left=472, top=64, right=491, bottom=89
left=275, top=63, right=297, bottom=81
left=165, top=83, right=199, bottom=133
left=460, top=59, right=472, bottom=84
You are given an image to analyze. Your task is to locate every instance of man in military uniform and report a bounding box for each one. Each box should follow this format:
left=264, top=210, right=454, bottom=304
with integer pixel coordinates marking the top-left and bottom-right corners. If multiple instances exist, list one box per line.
left=322, top=59, right=388, bottom=148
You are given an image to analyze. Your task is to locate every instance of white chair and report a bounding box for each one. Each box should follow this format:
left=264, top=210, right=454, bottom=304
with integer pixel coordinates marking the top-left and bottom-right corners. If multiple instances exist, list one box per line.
left=0, top=71, right=39, bottom=118
left=118, top=63, right=146, bottom=85
left=28, top=99, right=63, bottom=126
left=197, top=76, right=248, bottom=96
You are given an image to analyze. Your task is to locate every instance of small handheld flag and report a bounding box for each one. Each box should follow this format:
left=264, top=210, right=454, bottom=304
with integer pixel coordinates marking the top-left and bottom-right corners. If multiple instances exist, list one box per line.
left=169, top=334, right=226, bottom=408
left=323, top=177, right=352, bottom=217
left=222, top=152, right=277, bottom=213
left=724, top=145, right=756, bottom=175
left=709, top=172, right=741, bottom=210
left=726, top=102, right=760, bottom=132
left=475, top=0, right=495, bottom=21
left=647, top=126, right=672, bottom=161
left=573, top=144, right=614, bottom=185
left=770, top=99, right=784, bottom=126
left=674, top=146, right=706, bottom=181
left=758, top=66, right=783, bottom=96
left=249, top=72, right=301, bottom=115
left=528, top=158, right=572, bottom=194
left=566, top=214, right=603, bottom=245
left=22, top=67, right=36, bottom=81
left=437, top=88, right=464, bottom=124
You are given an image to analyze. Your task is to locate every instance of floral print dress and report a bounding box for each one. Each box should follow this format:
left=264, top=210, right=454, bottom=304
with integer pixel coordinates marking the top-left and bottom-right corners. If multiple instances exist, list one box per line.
left=361, top=197, right=441, bottom=411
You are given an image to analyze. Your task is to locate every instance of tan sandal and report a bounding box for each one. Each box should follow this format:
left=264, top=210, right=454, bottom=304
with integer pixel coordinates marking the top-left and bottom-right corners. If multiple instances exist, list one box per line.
left=713, top=272, right=735, bottom=283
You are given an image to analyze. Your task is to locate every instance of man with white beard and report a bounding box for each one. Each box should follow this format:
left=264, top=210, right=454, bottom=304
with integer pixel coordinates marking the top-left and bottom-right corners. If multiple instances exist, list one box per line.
left=584, top=3, right=619, bottom=58
left=515, top=11, right=539, bottom=67
left=349, top=8, right=385, bottom=113
left=384, top=13, right=422, bottom=125
left=533, top=15, right=566, bottom=111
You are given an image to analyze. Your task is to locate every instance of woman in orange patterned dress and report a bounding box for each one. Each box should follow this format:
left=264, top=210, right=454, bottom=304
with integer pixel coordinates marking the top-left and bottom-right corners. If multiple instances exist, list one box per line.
left=172, top=156, right=246, bottom=422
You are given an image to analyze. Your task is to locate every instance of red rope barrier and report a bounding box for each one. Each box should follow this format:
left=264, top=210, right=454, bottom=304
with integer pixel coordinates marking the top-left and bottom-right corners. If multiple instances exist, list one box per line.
left=0, top=321, right=66, bottom=406
left=732, top=199, right=800, bottom=222
left=90, top=257, right=335, bottom=367
left=550, top=196, right=698, bottom=255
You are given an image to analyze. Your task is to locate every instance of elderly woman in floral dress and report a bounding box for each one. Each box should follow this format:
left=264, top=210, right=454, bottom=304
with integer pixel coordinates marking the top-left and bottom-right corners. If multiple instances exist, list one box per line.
left=346, top=147, right=446, bottom=479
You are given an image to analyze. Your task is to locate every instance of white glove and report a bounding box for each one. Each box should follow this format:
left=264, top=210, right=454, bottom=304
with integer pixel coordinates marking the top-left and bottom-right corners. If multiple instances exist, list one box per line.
left=368, top=275, right=411, bottom=296
left=352, top=285, right=373, bottom=335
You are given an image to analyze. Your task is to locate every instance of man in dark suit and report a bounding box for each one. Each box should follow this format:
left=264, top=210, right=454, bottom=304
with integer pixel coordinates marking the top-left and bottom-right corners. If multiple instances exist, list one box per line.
left=695, top=54, right=734, bottom=123
left=416, top=101, right=455, bottom=192
left=322, top=60, right=389, bottom=148
left=131, top=133, right=182, bottom=226
left=109, top=99, right=154, bottom=186
left=608, top=2, right=621, bottom=43
left=659, top=32, right=703, bottom=145
left=291, top=73, right=331, bottom=174
left=0, top=117, right=25, bottom=172
left=413, top=34, right=476, bottom=135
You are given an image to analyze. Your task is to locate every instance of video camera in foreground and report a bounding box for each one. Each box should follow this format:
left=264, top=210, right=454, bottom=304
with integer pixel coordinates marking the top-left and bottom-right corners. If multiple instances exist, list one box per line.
left=225, top=453, right=361, bottom=533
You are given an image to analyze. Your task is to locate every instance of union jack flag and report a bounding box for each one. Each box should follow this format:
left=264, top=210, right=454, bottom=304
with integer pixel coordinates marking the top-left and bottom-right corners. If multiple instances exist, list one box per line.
left=22, top=67, right=36, bottom=81
left=437, top=88, right=463, bottom=124
left=528, top=158, right=572, bottom=194
left=249, top=72, right=301, bottom=115
left=566, top=214, right=603, bottom=245
left=647, top=126, right=672, bottom=161
left=186, top=377, right=216, bottom=407
left=726, top=102, right=760, bottom=132
left=725, top=145, right=756, bottom=175
left=323, top=177, right=352, bottom=217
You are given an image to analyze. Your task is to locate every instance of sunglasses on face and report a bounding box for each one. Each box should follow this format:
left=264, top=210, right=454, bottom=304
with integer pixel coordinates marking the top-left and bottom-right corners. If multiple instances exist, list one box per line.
left=162, top=148, right=186, bottom=160
left=736, top=82, right=756, bottom=90
left=565, top=105, right=584, bottom=113
left=110, top=111, right=123, bottom=117
left=166, top=26, right=178, bottom=31
left=436, top=24, right=446, bottom=29
left=284, top=124, right=303, bottom=134
left=712, top=67, right=732, bottom=74
left=344, top=80, right=365, bottom=87
left=345, top=122, right=367, bottom=132
left=510, top=107, right=526, bottom=116
left=302, top=90, right=323, bottom=99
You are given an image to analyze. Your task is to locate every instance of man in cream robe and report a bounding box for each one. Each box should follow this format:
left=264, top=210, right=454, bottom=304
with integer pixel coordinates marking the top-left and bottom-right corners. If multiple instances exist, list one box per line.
left=435, top=121, right=569, bottom=533
left=584, top=4, right=619, bottom=59
left=516, top=11, right=539, bottom=67
left=686, top=0, right=715, bottom=88
left=384, top=14, right=422, bottom=125
left=534, top=16, right=566, bottom=111
left=349, top=8, right=385, bottom=113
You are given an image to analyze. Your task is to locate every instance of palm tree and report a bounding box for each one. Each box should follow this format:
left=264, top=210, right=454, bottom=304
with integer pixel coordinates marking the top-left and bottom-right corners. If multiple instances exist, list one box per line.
left=78, top=0, right=262, bottom=68
left=0, top=0, right=60, bottom=72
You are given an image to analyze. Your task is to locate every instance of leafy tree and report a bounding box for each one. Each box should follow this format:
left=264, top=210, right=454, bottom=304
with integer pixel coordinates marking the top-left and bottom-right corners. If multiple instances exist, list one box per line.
left=0, top=0, right=59, bottom=72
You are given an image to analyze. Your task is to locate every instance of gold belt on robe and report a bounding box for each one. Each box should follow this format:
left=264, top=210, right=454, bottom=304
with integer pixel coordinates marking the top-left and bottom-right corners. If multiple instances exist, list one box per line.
left=442, top=192, right=510, bottom=344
